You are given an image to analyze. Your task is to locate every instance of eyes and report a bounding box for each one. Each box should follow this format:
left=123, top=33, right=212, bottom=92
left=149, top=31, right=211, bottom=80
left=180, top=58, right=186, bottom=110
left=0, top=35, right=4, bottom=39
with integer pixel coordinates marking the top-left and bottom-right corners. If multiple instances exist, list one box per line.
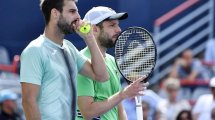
left=109, top=22, right=119, bottom=28
left=68, top=9, right=78, bottom=14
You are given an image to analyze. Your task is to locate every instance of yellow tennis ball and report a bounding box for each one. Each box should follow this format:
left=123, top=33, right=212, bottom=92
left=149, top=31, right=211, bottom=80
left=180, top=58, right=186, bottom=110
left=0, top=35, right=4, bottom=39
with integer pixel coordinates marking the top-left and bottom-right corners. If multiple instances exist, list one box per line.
left=79, top=24, right=91, bottom=34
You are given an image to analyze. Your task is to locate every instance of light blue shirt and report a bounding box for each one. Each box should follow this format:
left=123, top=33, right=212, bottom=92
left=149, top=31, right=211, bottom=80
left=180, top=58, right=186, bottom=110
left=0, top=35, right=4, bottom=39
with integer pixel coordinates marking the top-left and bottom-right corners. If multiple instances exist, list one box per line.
left=205, top=38, right=215, bottom=62
left=20, top=35, right=87, bottom=120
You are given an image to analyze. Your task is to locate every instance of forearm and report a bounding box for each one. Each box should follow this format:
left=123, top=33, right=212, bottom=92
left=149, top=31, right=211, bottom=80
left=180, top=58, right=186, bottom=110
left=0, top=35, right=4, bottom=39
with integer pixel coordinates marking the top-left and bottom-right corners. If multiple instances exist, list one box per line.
left=22, top=99, right=41, bottom=120
left=169, top=65, right=179, bottom=78
left=79, top=78, right=147, bottom=120
left=21, top=83, right=41, bottom=120
left=187, top=71, right=198, bottom=81
left=118, top=103, right=128, bottom=120
left=85, top=37, right=108, bottom=82
left=80, top=91, right=125, bottom=119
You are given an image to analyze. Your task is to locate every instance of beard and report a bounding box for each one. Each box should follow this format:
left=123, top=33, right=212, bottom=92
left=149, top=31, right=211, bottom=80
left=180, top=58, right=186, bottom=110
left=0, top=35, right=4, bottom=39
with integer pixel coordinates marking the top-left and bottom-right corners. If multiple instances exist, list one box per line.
left=57, top=14, right=75, bottom=35
left=98, top=30, right=116, bottom=48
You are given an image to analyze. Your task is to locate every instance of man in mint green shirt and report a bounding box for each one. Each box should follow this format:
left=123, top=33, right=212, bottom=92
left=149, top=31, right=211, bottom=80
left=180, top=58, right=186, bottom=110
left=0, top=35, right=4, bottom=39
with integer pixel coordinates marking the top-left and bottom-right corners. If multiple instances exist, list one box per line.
left=20, top=0, right=109, bottom=120
left=76, top=6, right=148, bottom=120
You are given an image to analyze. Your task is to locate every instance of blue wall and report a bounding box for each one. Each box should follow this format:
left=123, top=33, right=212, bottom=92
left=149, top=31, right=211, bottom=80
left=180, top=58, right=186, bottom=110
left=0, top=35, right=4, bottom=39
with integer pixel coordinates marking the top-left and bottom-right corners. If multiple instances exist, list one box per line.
left=0, top=0, right=213, bottom=61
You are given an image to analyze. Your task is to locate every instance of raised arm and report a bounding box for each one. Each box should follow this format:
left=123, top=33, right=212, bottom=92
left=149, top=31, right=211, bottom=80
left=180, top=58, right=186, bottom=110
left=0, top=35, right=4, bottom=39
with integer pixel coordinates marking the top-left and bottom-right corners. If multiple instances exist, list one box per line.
left=21, top=83, right=41, bottom=120
left=76, top=22, right=109, bottom=82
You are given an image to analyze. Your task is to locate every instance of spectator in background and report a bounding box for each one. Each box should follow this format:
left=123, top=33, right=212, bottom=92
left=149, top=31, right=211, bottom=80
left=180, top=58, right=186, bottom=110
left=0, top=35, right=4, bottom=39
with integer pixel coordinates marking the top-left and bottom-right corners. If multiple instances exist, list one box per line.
left=142, top=100, right=150, bottom=120
left=176, top=110, right=193, bottom=120
left=205, top=38, right=215, bottom=62
left=0, top=46, right=10, bottom=65
left=204, top=38, right=215, bottom=78
left=211, top=107, right=215, bottom=120
left=0, top=89, right=21, bottom=120
left=156, top=78, right=191, bottom=120
left=122, top=89, right=162, bottom=120
left=192, top=77, right=215, bottom=120
left=169, top=49, right=206, bottom=81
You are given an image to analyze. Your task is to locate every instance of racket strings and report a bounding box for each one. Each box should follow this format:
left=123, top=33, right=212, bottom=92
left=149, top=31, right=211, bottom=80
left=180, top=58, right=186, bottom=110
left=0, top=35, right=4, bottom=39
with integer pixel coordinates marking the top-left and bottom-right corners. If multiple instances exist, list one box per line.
left=115, top=28, right=156, bottom=81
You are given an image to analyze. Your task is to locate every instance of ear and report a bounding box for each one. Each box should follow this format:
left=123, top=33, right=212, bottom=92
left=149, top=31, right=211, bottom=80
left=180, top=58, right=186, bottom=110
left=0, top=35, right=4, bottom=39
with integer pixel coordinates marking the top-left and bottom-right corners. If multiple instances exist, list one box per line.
left=92, top=25, right=98, bottom=32
left=50, top=8, right=60, bottom=20
left=92, top=25, right=100, bottom=36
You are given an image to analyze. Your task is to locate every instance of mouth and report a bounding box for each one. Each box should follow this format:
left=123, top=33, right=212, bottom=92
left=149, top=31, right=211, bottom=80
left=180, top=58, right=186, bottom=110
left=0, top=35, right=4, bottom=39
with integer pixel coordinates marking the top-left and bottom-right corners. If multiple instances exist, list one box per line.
left=71, top=19, right=79, bottom=27
left=113, top=34, right=120, bottom=40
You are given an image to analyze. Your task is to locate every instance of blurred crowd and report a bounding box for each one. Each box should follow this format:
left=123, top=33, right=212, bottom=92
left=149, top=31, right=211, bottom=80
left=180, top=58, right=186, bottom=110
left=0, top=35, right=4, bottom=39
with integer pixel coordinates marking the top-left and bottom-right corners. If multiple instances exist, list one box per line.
left=0, top=38, right=215, bottom=120
left=122, top=38, right=215, bottom=120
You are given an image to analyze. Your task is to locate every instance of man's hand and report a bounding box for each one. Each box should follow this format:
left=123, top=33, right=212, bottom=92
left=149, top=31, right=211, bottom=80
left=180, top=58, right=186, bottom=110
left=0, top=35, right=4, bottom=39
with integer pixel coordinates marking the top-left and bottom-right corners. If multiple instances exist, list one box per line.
left=120, top=76, right=149, bottom=99
left=73, top=19, right=95, bottom=42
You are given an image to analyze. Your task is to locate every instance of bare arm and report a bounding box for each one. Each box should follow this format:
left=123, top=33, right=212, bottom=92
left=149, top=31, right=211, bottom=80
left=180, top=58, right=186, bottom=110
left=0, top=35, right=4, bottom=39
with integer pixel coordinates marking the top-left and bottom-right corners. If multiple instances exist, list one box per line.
left=78, top=78, right=146, bottom=120
left=21, top=83, right=41, bottom=120
left=76, top=22, right=109, bottom=82
left=79, top=42, right=108, bottom=82
left=169, top=58, right=184, bottom=78
left=186, top=70, right=198, bottom=81
left=118, top=103, right=128, bottom=120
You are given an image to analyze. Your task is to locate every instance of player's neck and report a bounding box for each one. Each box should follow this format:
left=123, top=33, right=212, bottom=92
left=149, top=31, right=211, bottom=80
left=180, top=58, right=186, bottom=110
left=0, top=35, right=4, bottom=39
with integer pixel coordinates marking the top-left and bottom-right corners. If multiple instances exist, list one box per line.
left=44, top=24, right=64, bottom=46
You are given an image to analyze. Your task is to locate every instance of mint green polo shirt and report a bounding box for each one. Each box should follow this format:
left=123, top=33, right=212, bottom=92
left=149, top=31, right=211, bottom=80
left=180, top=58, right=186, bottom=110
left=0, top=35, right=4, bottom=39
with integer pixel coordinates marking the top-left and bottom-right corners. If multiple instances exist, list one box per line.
left=20, top=35, right=87, bottom=120
left=76, top=47, right=121, bottom=120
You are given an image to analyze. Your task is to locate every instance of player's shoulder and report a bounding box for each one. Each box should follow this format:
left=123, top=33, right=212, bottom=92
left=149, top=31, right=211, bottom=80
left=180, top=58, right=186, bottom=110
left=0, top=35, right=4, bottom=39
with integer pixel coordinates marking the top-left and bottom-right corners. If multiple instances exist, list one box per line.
left=64, top=39, right=76, bottom=48
left=22, top=35, right=45, bottom=55
left=79, top=47, right=92, bottom=59
left=106, top=53, right=114, bottom=60
left=198, top=94, right=212, bottom=101
left=80, top=47, right=88, bottom=54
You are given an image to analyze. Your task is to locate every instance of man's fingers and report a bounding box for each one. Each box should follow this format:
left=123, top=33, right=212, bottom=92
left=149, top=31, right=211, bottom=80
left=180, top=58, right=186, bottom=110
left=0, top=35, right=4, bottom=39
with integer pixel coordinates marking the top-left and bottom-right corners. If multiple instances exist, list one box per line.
left=133, top=75, right=147, bottom=83
left=138, top=90, right=144, bottom=95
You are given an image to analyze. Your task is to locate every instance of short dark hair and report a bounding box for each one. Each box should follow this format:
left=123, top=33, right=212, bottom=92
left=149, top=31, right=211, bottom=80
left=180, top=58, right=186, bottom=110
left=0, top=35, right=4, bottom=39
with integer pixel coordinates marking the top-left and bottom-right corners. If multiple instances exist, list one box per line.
left=40, top=0, right=73, bottom=25
left=96, top=21, right=104, bottom=29
left=176, top=110, right=192, bottom=120
left=96, top=19, right=110, bottom=30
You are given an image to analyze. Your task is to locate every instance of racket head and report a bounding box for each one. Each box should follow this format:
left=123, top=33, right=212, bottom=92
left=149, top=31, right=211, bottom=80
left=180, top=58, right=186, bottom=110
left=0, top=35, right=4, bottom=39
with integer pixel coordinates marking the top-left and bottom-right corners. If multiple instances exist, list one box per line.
left=114, top=27, right=157, bottom=83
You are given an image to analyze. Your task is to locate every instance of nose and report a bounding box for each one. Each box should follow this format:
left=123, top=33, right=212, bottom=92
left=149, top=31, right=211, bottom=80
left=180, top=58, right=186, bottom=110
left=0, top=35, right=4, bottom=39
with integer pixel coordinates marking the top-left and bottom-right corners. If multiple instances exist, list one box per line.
left=116, top=26, right=121, bottom=34
left=75, top=12, right=81, bottom=21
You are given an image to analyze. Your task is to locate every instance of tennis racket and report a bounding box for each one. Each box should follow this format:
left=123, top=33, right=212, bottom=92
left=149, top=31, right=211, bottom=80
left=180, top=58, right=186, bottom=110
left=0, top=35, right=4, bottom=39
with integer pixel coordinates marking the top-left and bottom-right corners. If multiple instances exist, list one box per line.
left=114, top=27, right=157, bottom=120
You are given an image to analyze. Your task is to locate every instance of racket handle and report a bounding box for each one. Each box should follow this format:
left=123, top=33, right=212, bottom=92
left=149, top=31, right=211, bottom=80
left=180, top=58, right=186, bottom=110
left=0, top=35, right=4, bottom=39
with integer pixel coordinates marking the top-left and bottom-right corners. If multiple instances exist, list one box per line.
left=135, top=96, right=143, bottom=120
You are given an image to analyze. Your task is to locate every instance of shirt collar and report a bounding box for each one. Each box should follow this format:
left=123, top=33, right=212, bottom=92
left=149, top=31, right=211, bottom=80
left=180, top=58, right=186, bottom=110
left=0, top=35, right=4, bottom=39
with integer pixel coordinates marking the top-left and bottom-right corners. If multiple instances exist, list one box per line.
left=41, top=34, right=66, bottom=49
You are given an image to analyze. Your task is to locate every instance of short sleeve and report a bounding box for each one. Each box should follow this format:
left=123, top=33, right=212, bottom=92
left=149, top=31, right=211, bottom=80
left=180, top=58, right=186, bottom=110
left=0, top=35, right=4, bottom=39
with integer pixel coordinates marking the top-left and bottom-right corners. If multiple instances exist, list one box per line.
left=65, top=40, right=87, bottom=72
left=192, top=95, right=204, bottom=114
left=20, top=47, right=44, bottom=85
left=77, top=74, right=95, bottom=96
left=192, top=59, right=202, bottom=72
left=76, top=49, right=87, bottom=72
left=204, top=39, right=215, bottom=62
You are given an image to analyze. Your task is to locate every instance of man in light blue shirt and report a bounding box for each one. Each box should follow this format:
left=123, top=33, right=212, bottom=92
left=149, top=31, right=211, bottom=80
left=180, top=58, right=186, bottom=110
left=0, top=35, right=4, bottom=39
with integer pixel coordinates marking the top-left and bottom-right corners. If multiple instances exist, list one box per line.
left=20, top=0, right=109, bottom=120
left=205, top=38, right=215, bottom=62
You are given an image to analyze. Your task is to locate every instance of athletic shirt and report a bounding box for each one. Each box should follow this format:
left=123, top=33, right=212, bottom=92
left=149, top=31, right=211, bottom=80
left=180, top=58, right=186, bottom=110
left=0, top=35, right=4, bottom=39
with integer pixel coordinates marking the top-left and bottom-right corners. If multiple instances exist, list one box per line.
left=192, top=94, right=215, bottom=120
left=76, top=47, right=121, bottom=120
left=20, top=35, right=87, bottom=120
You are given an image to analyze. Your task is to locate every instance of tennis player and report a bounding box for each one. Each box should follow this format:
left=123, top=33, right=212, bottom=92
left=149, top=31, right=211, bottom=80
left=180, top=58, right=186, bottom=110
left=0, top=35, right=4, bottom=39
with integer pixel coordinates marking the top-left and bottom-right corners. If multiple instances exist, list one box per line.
left=20, top=0, right=109, bottom=120
left=76, top=6, right=148, bottom=120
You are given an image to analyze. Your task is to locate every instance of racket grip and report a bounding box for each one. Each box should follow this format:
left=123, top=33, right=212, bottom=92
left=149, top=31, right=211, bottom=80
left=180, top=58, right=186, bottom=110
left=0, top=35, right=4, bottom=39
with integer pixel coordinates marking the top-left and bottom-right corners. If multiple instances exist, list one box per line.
left=135, top=96, right=143, bottom=120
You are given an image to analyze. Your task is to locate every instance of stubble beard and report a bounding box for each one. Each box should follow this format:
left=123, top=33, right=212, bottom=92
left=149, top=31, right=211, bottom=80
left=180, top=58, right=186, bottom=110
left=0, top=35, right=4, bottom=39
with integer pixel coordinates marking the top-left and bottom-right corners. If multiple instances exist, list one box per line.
left=98, top=31, right=115, bottom=48
left=57, top=15, right=75, bottom=35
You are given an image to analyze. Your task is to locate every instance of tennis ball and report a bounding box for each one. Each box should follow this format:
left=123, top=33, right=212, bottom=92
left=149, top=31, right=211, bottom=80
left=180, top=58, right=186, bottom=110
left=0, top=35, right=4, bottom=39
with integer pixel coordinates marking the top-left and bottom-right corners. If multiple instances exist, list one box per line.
left=79, top=24, right=91, bottom=34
